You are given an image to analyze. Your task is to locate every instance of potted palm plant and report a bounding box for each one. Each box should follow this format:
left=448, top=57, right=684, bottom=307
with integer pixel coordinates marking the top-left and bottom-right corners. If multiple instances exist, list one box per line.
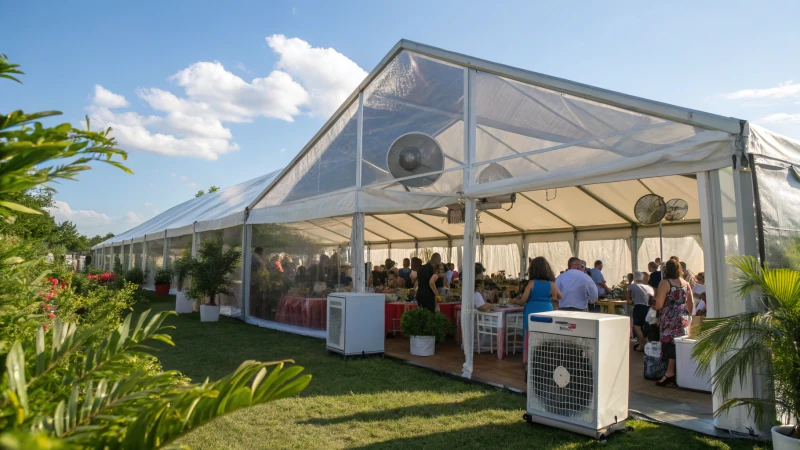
left=153, top=266, right=173, bottom=296
left=400, top=307, right=453, bottom=356
left=186, top=238, right=241, bottom=322
left=693, top=256, right=800, bottom=447
left=173, top=253, right=194, bottom=314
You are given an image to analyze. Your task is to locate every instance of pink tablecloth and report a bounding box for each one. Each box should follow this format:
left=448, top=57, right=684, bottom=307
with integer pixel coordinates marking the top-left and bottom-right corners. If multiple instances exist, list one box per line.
left=275, top=295, right=327, bottom=330
left=385, top=302, right=417, bottom=333
left=455, top=305, right=523, bottom=360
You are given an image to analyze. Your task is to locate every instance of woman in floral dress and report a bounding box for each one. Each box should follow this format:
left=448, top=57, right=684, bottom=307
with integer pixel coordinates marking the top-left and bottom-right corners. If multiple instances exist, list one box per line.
left=653, top=259, right=693, bottom=387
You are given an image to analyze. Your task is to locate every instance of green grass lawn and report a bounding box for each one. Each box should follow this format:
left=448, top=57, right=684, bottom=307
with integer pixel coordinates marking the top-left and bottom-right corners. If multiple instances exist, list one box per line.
left=134, top=292, right=770, bottom=450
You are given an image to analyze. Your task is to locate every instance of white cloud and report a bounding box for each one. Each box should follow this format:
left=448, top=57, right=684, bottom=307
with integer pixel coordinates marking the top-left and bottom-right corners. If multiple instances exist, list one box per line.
left=143, top=202, right=152, bottom=207
left=266, top=34, right=367, bottom=117
left=759, top=113, right=800, bottom=124
left=234, top=62, right=252, bottom=74
left=45, top=200, right=149, bottom=236
left=280, top=148, right=286, bottom=152
left=88, top=37, right=365, bottom=160
left=170, top=172, right=176, bottom=177
left=154, top=209, right=159, bottom=214
left=187, top=182, right=197, bottom=187
left=123, top=211, right=145, bottom=223
left=47, top=200, right=111, bottom=225
left=93, top=85, right=129, bottom=108
left=292, top=7, right=296, bottom=14
left=724, top=81, right=800, bottom=100
left=179, top=175, right=188, bottom=181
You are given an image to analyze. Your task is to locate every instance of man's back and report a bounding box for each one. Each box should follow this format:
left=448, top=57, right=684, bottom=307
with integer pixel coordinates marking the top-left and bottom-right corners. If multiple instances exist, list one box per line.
left=556, top=269, right=599, bottom=310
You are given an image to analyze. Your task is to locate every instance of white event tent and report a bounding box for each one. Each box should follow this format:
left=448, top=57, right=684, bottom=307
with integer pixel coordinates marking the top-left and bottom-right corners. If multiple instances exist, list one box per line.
left=93, top=40, right=800, bottom=436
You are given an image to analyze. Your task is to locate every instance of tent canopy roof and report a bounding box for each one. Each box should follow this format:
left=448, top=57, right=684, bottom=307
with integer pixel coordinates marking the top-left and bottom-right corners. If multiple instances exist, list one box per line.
left=93, top=171, right=280, bottom=248
left=97, top=40, right=800, bottom=250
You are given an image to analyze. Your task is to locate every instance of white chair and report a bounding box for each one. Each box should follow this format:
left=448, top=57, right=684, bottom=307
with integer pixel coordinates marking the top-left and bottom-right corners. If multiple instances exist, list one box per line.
left=476, top=312, right=502, bottom=354
left=505, top=312, right=524, bottom=355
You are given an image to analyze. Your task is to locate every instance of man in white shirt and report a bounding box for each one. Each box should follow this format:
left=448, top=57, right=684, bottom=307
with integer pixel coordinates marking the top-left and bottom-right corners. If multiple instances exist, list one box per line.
left=445, top=263, right=454, bottom=284
left=555, top=257, right=599, bottom=311
left=692, top=272, right=707, bottom=315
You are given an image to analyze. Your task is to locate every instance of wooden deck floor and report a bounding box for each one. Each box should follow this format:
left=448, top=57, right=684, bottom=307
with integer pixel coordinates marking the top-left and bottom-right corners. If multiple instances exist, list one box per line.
left=384, top=335, right=712, bottom=409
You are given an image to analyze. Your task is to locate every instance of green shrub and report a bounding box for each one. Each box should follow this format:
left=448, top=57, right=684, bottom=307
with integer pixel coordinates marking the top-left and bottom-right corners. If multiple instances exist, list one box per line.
left=126, top=266, right=146, bottom=285
left=400, top=307, right=453, bottom=342
left=154, top=266, right=174, bottom=285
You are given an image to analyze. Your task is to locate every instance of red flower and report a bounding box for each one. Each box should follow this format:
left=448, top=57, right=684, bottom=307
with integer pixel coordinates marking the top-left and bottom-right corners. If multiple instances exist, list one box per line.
left=42, top=324, right=49, bottom=331
left=49, top=313, right=55, bottom=319
left=45, top=292, right=54, bottom=300
left=45, top=306, right=51, bottom=312
left=40, top=302, right=46, bottom=307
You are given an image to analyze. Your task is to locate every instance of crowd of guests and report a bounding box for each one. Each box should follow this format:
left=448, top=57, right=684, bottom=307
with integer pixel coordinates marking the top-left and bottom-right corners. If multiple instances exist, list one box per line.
left=473, top=253, right=706, bottom=389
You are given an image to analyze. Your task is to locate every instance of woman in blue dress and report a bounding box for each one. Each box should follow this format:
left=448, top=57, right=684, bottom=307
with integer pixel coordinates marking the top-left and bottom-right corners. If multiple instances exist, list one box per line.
left=513, top=256, right=562, bottom=363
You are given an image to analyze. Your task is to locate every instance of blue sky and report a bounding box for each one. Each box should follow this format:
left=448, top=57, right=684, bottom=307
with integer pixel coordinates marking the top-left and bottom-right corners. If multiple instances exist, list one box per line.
left=2, top=0, right=799, bottom=236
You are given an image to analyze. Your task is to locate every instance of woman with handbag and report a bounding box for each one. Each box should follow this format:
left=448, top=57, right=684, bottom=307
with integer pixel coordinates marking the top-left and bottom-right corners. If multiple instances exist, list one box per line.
left=653, top=259, right=693, bottom=387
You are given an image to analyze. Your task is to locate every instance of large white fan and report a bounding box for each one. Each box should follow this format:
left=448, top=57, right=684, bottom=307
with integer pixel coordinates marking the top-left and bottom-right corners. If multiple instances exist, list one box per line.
left=386, top=132, right=444, bottom=188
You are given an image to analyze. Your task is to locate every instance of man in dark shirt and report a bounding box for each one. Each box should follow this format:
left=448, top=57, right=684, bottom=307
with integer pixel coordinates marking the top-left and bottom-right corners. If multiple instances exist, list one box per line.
left=647, top=261, right=662, bottom=290
left=416, top=253, right=441, bottom=313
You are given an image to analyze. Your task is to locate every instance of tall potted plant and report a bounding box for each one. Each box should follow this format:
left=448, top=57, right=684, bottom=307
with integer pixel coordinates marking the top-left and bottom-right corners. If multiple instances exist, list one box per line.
left=693, top=256, right=800, bottom=447
left=186, top=238, right=241, bottom=322
left=400, top=307, right=453, bottom=356
left=153, top=266, right=173, bottom=296
left=173, top=253, right=194, bottom=313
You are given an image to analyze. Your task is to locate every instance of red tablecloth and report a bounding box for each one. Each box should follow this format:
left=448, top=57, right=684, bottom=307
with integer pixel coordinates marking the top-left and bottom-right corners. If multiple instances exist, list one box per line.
left=455, top=305, right=523, bottom=360
left=275, top=295, right=327, bottom=330
left=385, top=302, right=417, bottom=333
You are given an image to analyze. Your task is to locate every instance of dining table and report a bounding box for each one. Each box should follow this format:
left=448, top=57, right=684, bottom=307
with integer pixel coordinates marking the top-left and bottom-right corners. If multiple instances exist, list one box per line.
left=454, top=304, right=524, bottom=360
left=596, top=299, right=629, bottom=315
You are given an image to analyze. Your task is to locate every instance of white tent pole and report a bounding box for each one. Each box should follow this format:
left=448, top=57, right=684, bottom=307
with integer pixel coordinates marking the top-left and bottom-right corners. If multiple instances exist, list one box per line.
left=520, top=234, right=528, bottom=279
left=141, top=239, right=147, bottom=275
left=352, top=213, right=366, bottom=293
left=461, top=67, right=477, bottom=379
left=162, top=231, right=168, bottom=269
left=630, top=225, right=638, bottom=272
left=240, top=222, right=251, bottom=321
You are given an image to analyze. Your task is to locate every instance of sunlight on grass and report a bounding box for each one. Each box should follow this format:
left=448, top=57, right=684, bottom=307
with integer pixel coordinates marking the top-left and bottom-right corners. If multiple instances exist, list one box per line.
left=134, top=294, right=769, bottom=450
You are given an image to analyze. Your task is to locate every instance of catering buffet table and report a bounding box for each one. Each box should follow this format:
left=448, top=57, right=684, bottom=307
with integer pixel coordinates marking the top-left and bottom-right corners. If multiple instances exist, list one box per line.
left=275, top=295, right=327, bottom=330
left=384, top=301, right=417, bottom=333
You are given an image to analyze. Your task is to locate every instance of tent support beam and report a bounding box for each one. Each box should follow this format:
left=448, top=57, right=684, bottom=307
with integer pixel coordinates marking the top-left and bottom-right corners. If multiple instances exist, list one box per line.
left=516, top=192, right=577, bottom=230
left=406, top=213, right=450, bottom=238
left=369, top=215, right=417, bottom=240
left=304, top=219, right=352, bottom=242
left=481, top=210, right=524, bottom=233
left=576, top=185, right=635, bottom=223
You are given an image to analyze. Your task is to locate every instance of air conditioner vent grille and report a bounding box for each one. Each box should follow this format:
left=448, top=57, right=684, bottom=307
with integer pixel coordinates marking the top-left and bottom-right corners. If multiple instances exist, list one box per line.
left=528, top=332, right=596, bottom=424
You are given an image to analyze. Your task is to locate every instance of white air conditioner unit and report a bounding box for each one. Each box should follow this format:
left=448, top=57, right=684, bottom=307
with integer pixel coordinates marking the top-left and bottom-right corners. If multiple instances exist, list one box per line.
left=523, top=311, right=629, bottom=439
left=326, top=293, right=385, bottom=357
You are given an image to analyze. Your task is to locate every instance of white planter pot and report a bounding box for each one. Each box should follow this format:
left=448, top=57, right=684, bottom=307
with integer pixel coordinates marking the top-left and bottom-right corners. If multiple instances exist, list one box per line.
left=169, top=287, right=178, bottom=295
left=410, top=335, right=436, bottom=357
left=771, top=425, right=800, bottom=450
left=200, top=305, right=220, bottom=322
left=174, top=292, right=193, bottom=314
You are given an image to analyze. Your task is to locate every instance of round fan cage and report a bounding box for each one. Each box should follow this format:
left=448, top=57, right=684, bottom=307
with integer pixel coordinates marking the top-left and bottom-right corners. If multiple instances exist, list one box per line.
left=633, top=194, right=666, bottom=225
left=665, top=198, right=689, bottom=221
left=530, top=338, right=594, bottom=418
left=386, top=132, right=444, bottom=188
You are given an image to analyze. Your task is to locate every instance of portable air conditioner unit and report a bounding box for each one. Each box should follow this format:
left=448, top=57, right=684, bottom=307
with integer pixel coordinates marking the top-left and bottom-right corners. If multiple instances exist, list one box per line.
left=523, top=311, right=629, bottom=439
left=326, top=293, right=385, bottom=357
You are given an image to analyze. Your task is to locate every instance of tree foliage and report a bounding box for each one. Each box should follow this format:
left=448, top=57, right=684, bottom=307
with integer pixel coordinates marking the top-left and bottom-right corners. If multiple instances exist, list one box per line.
left=0, top=55, right=311, bottom=448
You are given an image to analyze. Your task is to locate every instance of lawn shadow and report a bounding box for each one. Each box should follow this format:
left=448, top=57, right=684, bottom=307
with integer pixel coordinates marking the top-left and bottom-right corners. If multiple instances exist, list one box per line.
left=349, top=422, right=751, bottom=450
left=301, top=395, right=522, bottom=427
